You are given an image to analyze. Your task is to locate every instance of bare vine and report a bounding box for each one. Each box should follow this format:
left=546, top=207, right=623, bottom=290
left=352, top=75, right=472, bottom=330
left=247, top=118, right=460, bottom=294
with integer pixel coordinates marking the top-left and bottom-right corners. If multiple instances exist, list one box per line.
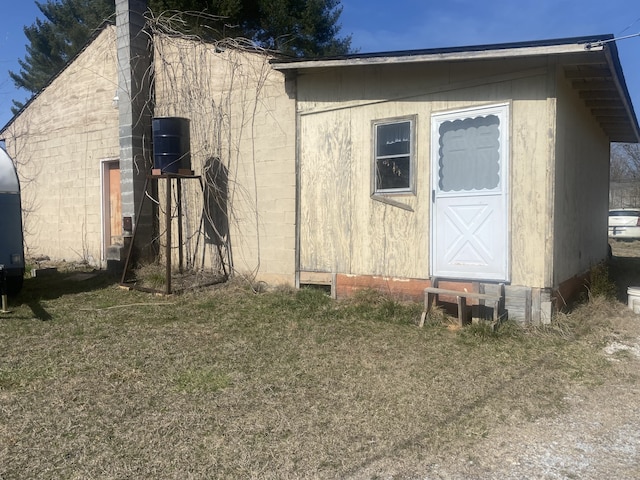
left=144, top=10, right=285, bottom=285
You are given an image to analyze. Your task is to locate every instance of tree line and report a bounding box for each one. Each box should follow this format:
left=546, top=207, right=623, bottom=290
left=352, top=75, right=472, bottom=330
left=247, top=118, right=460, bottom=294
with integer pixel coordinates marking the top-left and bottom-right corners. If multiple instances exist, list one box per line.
left=611, top=143, right=640, bottom=182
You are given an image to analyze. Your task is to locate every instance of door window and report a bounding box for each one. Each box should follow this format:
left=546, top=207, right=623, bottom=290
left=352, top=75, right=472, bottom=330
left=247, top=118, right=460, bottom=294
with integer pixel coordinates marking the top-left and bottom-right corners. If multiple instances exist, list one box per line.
left=438, top=114, right=501, bottom=192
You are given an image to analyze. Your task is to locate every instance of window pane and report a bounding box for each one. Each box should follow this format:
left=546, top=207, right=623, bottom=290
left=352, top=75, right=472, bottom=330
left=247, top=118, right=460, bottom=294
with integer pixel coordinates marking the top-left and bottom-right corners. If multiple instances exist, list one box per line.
left=376, top=156, right=410, bottom=190
left=377, top=122, right=411, bottom=157
left=438, top=115, right=500, bottom=191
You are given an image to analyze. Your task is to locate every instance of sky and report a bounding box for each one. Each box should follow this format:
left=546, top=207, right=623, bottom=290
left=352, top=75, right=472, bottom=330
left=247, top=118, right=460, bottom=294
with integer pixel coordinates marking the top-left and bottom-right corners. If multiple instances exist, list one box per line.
left=0, top=0, right=639, bottom=130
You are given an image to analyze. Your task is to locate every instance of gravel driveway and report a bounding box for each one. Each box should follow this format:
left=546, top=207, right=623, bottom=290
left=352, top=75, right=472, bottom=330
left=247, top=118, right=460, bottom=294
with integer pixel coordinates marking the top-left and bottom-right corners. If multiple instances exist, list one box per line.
left=429, top=374, right=640, bottom=479
left=427, top=248, right=640, bottom=480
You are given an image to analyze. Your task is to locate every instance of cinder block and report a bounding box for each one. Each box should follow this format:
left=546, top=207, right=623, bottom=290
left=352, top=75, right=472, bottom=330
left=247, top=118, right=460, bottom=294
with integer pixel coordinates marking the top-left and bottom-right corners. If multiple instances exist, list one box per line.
left=31, top=267, right=58, bottom=278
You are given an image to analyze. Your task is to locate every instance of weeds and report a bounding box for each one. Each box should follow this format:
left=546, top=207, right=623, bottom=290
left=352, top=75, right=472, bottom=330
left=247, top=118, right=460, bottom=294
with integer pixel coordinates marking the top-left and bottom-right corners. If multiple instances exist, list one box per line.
left=340, top=288, right=423, bottom=325
left=458, top=319, right=523, bottom=342
left=174, top=368, right=232, bottom=393
left=588, top=261, right=617, bottom=300
left=134, top=262, right=166, bottom=288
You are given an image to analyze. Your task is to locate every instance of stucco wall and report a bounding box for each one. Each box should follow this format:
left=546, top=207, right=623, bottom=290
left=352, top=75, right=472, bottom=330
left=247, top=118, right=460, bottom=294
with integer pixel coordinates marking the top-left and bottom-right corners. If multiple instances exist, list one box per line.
left=552, top=66, right=610, bottom=287
left=153, top=37, right=297, bottom=285
left=1, top=26, right=119, bottom=266
left=296, top=57, right=554, bottom=287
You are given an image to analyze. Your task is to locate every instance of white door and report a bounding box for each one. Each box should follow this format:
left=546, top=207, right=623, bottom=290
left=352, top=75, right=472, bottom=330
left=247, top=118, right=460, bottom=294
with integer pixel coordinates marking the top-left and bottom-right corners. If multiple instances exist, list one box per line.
left=431, top=104, right=509, bottom=281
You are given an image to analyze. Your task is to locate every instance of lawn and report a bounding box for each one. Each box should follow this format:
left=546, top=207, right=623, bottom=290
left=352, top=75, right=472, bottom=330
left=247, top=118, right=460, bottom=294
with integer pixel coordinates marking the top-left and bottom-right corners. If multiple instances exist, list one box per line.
left=1, top=252, right=638, bottom=479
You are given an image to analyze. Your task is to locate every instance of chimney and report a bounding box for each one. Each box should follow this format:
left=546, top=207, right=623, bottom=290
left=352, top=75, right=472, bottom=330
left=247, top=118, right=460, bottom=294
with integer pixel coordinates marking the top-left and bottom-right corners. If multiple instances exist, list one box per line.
left=115, top=0, right=155, bottom=262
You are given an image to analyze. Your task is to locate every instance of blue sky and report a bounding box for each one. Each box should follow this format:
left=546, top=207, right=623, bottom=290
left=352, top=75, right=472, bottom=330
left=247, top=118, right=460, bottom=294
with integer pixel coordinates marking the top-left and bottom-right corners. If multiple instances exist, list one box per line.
left=1, top=0, right=639, bottom=130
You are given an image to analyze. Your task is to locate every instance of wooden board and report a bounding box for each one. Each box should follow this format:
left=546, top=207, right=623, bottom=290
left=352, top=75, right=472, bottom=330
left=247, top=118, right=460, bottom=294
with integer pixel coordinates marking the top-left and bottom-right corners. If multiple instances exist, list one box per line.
left=108, top=163, right=122, bottom=244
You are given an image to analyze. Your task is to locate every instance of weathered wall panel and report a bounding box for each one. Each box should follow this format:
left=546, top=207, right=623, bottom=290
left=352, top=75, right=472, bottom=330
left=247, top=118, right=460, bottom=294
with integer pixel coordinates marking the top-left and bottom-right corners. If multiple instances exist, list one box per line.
left=552, top=68, right=610, bottom=286
left=297, top=58, right=554, bottom=287
left=508, top=74, right=555, bottom=288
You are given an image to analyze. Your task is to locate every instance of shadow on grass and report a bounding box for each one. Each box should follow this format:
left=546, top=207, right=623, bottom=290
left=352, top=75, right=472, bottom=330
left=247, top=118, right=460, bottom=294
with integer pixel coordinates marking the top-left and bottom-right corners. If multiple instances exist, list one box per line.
left=610, top=254, right=640, bottom=303
left=8, top=270, right=118, bottom=321
left=343, top=351, right=565, bottom=477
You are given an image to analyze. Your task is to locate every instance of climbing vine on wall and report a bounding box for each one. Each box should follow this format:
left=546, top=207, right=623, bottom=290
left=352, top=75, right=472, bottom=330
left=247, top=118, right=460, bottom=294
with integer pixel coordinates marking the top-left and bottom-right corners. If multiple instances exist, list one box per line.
left=144, top=11, right=284, bottom=285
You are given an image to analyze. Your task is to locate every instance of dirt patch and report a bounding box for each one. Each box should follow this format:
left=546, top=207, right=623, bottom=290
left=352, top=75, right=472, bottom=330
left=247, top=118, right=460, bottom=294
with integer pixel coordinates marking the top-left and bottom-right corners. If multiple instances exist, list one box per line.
left=416, top=339, right=640, bottom=479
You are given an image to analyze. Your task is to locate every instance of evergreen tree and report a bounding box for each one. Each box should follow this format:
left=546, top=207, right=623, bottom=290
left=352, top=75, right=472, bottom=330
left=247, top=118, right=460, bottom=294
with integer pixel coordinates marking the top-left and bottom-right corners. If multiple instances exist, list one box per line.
left=10, top=0, right=115, bottom=109
left=10, top=0, right=352, bottom=111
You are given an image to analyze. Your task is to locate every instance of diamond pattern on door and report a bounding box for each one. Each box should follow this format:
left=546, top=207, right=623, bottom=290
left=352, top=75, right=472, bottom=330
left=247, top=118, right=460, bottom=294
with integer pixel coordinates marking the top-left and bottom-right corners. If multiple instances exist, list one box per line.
left=443, top=204, right=494, bottom=267
left=433, top=195, right=506, bottom=280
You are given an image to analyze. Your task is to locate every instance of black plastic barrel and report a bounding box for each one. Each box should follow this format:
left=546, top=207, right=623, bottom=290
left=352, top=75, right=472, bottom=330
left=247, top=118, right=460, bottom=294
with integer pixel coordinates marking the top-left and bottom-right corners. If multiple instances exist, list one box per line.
left=152, top=117, right=191, bottom=174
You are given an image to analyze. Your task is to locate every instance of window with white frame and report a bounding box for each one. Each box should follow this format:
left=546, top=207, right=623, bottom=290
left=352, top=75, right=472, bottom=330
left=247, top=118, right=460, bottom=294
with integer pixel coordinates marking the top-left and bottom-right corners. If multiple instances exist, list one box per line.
left=373, top=117, right=415, bottom=194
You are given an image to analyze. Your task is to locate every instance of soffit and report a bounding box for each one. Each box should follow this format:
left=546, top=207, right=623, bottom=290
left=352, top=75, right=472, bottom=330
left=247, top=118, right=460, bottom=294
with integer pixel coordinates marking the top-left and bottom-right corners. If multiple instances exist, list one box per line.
left=563, top=49, right=638, bottom=142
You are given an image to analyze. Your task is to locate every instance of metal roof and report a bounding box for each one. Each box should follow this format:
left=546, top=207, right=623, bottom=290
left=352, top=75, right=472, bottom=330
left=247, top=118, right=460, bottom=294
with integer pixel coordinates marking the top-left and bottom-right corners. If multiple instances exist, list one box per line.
left=272, top=34, right=639, bottom=143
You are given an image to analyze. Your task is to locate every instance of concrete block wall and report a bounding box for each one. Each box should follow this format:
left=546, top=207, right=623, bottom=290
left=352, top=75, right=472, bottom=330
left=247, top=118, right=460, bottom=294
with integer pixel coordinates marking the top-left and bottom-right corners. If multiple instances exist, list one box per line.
left=153, top=36, right=297, bottom=285
left=1, top=26, right=120, bottom=266
left=116, top=0, right=154, bottom=260
left=1, top=27, right=296, bottom=283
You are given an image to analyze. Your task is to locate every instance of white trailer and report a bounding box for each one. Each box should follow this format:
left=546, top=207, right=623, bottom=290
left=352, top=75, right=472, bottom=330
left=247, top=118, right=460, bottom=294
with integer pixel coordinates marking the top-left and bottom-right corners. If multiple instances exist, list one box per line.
left=0, top=147, right=25, bottom=296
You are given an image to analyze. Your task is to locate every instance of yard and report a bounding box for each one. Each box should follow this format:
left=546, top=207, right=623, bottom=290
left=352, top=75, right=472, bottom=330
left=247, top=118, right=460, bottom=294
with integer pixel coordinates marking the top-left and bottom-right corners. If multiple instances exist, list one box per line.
left=1, top=244, right=639, bottom=479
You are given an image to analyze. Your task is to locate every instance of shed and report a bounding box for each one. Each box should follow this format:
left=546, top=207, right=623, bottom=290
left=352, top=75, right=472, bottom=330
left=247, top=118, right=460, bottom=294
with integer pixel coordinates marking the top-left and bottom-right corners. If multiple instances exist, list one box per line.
left=273, top=34, right=640, bottom=323
left=2, top=15, right=639, bottom=323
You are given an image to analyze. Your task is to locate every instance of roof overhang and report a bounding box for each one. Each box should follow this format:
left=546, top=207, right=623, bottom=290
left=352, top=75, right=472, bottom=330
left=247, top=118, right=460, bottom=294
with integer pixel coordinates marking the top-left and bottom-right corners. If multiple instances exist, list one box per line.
left=272, top=35, right=639, bottom=143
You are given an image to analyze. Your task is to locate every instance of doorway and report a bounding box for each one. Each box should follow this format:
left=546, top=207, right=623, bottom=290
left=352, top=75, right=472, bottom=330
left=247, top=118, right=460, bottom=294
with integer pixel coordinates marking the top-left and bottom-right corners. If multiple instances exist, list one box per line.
left=101, top=159, right=122, bottom=260
left=430, top=104, right=510, bottom=281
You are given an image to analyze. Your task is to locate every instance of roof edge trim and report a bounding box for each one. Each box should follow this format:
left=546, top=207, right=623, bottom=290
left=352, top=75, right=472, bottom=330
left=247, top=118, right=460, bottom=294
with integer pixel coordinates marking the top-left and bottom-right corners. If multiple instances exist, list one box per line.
left=603, top=43, right=640, bottom=142
left=271, top=35, right=612, bottom=70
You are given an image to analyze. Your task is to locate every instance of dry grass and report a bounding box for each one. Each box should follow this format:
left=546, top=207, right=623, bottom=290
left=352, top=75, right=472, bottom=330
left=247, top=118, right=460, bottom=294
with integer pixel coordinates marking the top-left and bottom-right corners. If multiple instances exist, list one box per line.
left=126, top=262, right=227, bottom=293
left=0, top=250, right=638, bottom=479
